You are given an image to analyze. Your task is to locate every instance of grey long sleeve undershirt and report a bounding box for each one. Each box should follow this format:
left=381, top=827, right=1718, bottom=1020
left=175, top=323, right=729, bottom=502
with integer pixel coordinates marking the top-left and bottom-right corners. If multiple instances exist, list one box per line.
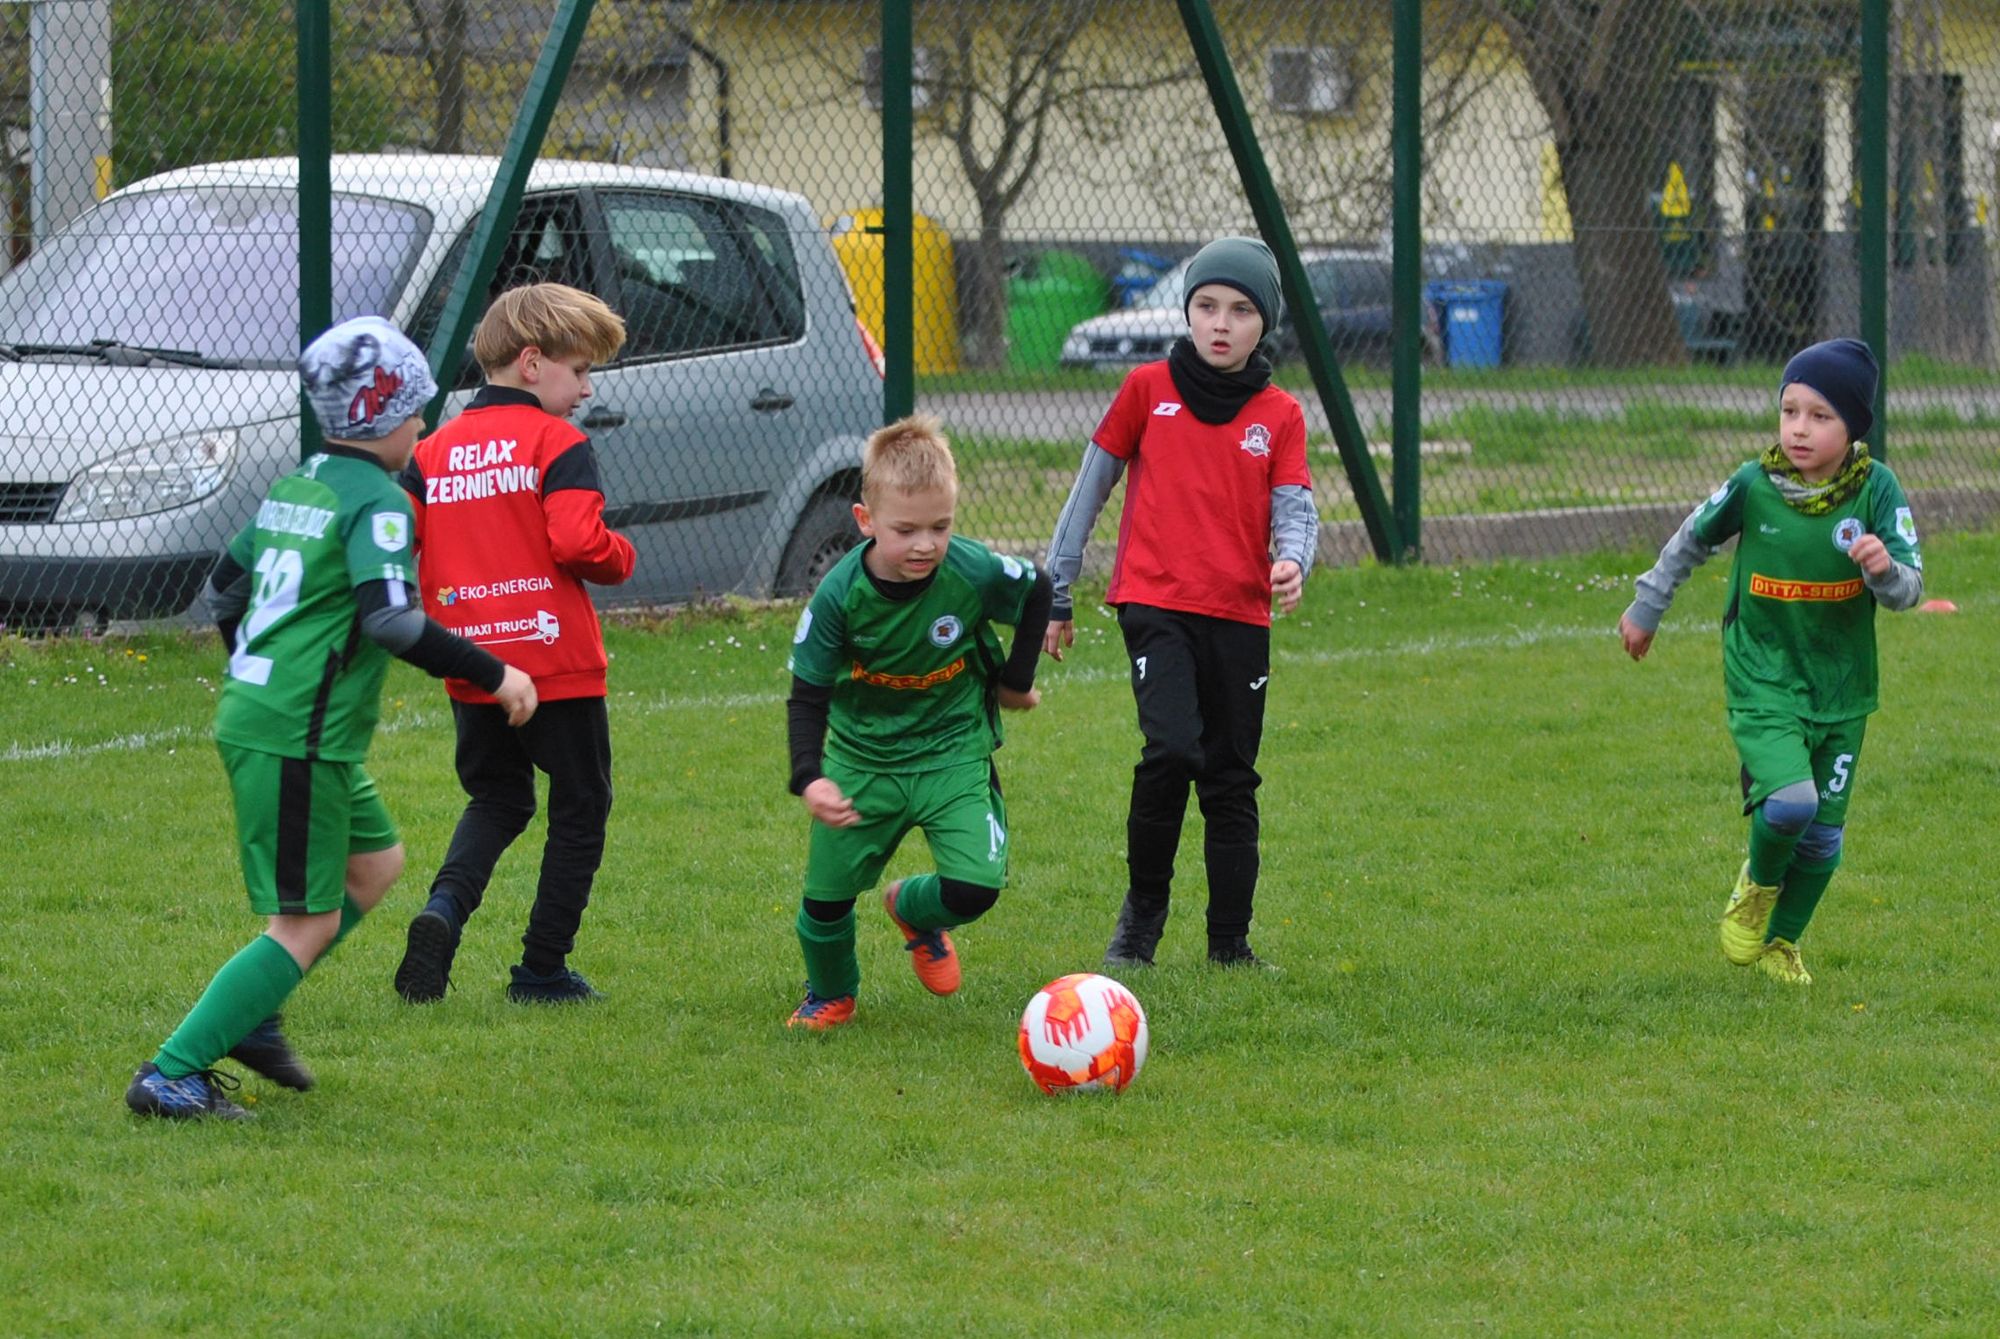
left=1045, top=442, right=1321, bottom=620
left=1623, top=507, right=1925, bottom=633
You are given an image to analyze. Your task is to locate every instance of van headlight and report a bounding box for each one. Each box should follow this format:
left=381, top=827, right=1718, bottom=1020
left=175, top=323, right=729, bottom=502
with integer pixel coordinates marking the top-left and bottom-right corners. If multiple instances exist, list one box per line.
left=56, top=430, right=238, bottom=522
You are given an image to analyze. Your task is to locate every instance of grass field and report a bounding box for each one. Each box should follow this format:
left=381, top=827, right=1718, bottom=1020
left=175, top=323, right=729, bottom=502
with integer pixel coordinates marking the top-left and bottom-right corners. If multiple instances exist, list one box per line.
left=5, top=531, right=1998, bottom=1335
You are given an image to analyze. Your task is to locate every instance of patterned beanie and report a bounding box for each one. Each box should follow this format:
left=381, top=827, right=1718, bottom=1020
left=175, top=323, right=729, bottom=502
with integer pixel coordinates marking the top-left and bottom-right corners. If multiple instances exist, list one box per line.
left=1182, top=236, right=1285, bottom=333
left=298, top=316, right=437, bottom=442
left=1781, top=337, right=1878, bottom=444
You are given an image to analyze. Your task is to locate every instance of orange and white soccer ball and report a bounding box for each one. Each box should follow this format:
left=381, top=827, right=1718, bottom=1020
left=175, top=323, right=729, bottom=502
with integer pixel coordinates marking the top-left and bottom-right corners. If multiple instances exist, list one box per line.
left=1018, top=972, right=1149, bottom=1094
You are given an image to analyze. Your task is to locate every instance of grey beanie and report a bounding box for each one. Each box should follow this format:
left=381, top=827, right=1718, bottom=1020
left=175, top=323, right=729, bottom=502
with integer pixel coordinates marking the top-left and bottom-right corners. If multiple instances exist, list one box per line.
left=1781, top=337, right=1878, bottom=444
left=1182, top=236, right=1284, bottom=333
left=298, top=316, right=437, bottom=442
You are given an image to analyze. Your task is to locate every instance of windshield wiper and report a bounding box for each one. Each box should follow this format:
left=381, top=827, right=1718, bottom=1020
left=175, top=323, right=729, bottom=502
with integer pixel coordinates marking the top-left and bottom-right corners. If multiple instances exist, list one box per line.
left=7, top=339, right=236, bottom=369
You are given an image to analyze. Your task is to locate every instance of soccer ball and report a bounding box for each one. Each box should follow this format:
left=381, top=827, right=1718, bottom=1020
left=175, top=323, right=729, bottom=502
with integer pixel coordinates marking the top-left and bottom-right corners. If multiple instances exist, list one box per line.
left=1018, top=972, right=1149, bottom=1094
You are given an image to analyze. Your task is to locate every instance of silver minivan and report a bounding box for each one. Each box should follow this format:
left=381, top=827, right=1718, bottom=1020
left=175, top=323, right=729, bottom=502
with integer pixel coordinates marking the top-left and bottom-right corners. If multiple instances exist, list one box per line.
left=0, top=155, right=881, bottom=628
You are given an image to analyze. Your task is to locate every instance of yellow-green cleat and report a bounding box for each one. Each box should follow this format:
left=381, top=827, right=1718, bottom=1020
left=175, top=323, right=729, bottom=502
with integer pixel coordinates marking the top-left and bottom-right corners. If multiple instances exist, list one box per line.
left=1719, top=861, right=1781, bottom=966
left=1758, top=938, right=1812, bottom=986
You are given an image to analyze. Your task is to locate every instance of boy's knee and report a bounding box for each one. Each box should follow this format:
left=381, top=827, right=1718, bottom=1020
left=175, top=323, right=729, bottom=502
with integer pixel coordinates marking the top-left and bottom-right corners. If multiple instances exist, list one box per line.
left=1138, top=738, right=1203, bottom=782
left=1761, top=780, right=1820, bottom=835
left=347, top=843, right=405, bottom=910
left=939, top=878, right=999, bottom=921
left=1795, top=821, right=1843, bottom=864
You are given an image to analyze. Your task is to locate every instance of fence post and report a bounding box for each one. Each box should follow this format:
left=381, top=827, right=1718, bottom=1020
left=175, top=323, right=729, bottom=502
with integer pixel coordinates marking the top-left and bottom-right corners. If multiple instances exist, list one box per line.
left=297, top=0, right=330, bottom=460
left=422, top=0, right=597, bottom=427
left=1858, top=0, right=1889, bottom=461
left=1173, top=0, right=1401, bottom=563
left=1390, top=0, right=1421, bottom=561
left=881, top=0, right=915, bottom=423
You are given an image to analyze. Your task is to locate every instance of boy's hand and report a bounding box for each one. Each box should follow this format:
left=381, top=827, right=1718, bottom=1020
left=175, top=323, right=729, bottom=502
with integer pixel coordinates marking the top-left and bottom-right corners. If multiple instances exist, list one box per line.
left=802, top=777, right=858, bottom=828
left=997, top=685, right=1040, bottom=712
left=1618, top=614, right=1654, bottom=662
left=1042, top=619, right=1074, bottom=661
left=1848, top=533, right=1892, bottom=576
left=494, top=664, right=539, bottom=725
left=1271, top=560, right=1304, bottom=613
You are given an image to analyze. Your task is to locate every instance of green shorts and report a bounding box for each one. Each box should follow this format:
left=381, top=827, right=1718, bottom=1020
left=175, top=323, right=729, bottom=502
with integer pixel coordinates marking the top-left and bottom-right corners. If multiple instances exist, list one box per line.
left=803, top=758, right=1008, bottom=902
left=219, top=743, right=399, bottom=915
left=1728, top=710, right=1868, bottom=827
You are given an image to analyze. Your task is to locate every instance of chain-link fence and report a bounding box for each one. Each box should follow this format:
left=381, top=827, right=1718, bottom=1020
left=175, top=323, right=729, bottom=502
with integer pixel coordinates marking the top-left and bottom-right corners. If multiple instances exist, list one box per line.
left=1, top=0, right=1994, bottom=628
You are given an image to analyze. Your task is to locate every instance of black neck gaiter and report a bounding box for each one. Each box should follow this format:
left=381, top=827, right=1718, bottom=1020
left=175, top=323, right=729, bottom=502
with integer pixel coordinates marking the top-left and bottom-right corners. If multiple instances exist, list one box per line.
left=1166, top=335, right=1272, bottom=425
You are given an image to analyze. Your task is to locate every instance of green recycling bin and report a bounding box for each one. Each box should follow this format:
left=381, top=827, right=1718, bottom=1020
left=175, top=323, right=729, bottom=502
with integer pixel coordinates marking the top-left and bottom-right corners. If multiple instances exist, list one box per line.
left=1006, top=250, right=1107, bottom=370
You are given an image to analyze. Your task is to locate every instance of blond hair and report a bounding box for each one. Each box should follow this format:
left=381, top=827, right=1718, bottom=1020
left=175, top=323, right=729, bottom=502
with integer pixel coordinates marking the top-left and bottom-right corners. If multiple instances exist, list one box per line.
left=473, top=283, right=626, bottom=372
left=862, top=414, right=958, bottom=506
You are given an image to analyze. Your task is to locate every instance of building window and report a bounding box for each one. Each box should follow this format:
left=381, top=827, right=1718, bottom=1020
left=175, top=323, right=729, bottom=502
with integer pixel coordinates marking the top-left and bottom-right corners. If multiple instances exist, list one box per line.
left=1268, top=46, right=1351, bottom=116
left=863, top=46, right=937, bottom=111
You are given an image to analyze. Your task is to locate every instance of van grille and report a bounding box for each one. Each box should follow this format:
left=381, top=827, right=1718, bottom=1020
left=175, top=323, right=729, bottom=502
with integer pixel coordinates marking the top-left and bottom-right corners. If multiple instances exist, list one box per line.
left=0, top=482, right=66, bottom=523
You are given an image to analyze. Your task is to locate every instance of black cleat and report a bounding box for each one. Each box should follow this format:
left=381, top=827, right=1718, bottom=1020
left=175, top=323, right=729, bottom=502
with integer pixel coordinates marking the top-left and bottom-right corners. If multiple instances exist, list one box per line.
left=227, top=1014, right=315, bottom=1091
left=1207, top=936, right=1280, bottom=972
left=125, top=1062, right=252, bottom=1121
left=506, top=965, right=604, bottom=1005
left=394, top=909, right=459, bottom=1003
left=1102, top=892, right=1170, bottom=969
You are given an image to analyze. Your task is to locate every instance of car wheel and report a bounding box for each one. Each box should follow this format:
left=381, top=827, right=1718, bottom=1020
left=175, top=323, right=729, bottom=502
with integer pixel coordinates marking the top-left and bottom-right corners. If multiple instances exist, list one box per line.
left=775, top=493, right=861, bottom=597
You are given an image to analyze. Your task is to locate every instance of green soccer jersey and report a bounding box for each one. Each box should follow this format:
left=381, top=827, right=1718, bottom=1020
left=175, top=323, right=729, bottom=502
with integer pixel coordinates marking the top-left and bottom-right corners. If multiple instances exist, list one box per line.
left=1690, top=459, right=1922, bottom=721
left=213, top=449, right=418, bottom=762
left=788, top=536, right=1039, bottom=772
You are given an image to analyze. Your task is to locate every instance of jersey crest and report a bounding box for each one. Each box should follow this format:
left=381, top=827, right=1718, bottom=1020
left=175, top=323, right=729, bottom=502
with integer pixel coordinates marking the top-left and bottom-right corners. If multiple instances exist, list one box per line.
left=1239, top=423, right=1272, bottom=458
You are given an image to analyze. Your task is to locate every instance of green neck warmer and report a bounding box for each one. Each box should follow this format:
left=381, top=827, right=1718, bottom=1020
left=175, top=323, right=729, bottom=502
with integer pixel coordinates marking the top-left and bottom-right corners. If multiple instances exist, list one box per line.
left=1760, top=440, right=1872, bottom=515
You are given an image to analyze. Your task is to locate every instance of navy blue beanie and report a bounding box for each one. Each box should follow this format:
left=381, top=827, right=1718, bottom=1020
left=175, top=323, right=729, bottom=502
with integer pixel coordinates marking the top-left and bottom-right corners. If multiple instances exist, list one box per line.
left=1782, top=338, right=1878, bottom=444
left=1182, top=236, right=1284, bottom=333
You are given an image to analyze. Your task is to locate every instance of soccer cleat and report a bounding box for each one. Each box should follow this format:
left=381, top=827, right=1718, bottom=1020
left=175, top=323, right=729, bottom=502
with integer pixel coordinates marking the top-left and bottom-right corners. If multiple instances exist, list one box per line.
left=1207, top=936, right=1281, bottom=972
left=786, top=988, right=857, bottom=1031
left=1719, top=861, right=1781, bottom=966
left=883, top=880, right=960, bottom=996
left=393, top=908, right=460, bottom=1004
left=124, top=1062, right=252, bottom=1121
left=1758, top=937, right=1812, bottom=986
left=1103, top=892, right=1170, bottom=969
left=226, top=1014, right=315, bottom=1091
left=506, top=965, right=605, bottom=1004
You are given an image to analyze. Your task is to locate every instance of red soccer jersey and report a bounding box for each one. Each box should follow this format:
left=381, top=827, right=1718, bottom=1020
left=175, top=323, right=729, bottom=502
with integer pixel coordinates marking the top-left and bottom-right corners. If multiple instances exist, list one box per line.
left=403, top=387, right=635, bottom=703
left=1092, top=361, right=1311, bottom=626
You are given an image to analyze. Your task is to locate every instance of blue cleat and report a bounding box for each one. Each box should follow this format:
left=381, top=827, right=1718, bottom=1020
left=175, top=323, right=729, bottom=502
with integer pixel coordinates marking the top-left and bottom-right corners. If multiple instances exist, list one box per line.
left=125, top=1062, right=251, bottom=1121
left=394, top=907, right=460, bottom=1004
left=506, top=965, right=604, bottom=1004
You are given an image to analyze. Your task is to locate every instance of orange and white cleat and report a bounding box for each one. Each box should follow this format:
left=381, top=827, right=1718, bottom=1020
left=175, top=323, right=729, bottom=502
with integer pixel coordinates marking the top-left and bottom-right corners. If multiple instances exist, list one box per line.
left=786, top=988, right=856, bottom=1030
left=884, top=880, right=961, bottom=996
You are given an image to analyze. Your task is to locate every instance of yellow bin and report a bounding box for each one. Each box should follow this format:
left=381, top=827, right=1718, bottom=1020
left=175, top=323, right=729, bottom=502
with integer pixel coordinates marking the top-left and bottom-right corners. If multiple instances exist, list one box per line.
left=829, top=208, right=960, bottom=374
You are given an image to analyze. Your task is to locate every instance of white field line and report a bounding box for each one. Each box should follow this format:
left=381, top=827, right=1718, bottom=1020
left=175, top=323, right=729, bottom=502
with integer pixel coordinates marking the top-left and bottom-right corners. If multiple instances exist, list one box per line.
left=7, top=591, right=1978, bottom=764
left=0, top=619, right=1631, bottom=764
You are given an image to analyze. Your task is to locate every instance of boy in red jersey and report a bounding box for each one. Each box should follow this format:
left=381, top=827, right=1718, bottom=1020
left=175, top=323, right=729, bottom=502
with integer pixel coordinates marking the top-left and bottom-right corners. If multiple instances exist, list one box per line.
left=1043, top=237, right=1318, bottom=971
left=393, top=284, right=634, bottom=1005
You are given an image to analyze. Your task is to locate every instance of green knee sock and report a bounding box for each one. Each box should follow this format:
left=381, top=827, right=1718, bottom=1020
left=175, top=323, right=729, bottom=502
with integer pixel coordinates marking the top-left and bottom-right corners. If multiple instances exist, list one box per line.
left=1748, top=806, right=1804, bottom=887
left=312, top=895, right=366, bottom=970
left=154, top=934, right=304, bottom=1079
left=796, top=904, right=859, bottom=999
left=1768, top=853, right=1838, bottom=945
left=890, top=873, right=973, bottom=931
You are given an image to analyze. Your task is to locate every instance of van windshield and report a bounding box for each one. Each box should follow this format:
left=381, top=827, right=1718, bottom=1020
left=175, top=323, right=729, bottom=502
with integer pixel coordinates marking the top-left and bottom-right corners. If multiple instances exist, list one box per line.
left=0, top=187, right=429, bottom=368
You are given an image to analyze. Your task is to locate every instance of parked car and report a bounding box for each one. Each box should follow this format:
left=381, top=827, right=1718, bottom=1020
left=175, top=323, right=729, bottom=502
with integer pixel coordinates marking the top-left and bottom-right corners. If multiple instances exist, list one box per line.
left=0, top=154, right=881, bottom=629
left=1058, top=248, right=1441, bottom=370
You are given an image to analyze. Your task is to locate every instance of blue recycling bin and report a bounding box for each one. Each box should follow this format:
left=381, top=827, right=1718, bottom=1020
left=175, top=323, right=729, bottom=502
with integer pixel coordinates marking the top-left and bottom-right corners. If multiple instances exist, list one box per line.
left=1426, top=279, right=1507, bottom=368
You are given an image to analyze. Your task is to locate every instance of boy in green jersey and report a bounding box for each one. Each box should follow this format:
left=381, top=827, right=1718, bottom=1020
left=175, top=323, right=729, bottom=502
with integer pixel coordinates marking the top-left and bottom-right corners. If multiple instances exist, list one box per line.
left=1620, top=339, right=1924, bottom=985
left=125, top=317, right=537, bottom=1120
left=783, top=415, right=1052, bottom=1028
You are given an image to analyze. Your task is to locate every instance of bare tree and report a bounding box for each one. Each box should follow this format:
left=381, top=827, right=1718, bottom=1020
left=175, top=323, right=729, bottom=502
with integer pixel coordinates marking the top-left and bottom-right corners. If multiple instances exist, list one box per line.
left=908, top=1, right=1196, bottom=368
left=1136, top=2, right=1503, bottom=249
left=1484, top=0, right=1689, bottom=366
